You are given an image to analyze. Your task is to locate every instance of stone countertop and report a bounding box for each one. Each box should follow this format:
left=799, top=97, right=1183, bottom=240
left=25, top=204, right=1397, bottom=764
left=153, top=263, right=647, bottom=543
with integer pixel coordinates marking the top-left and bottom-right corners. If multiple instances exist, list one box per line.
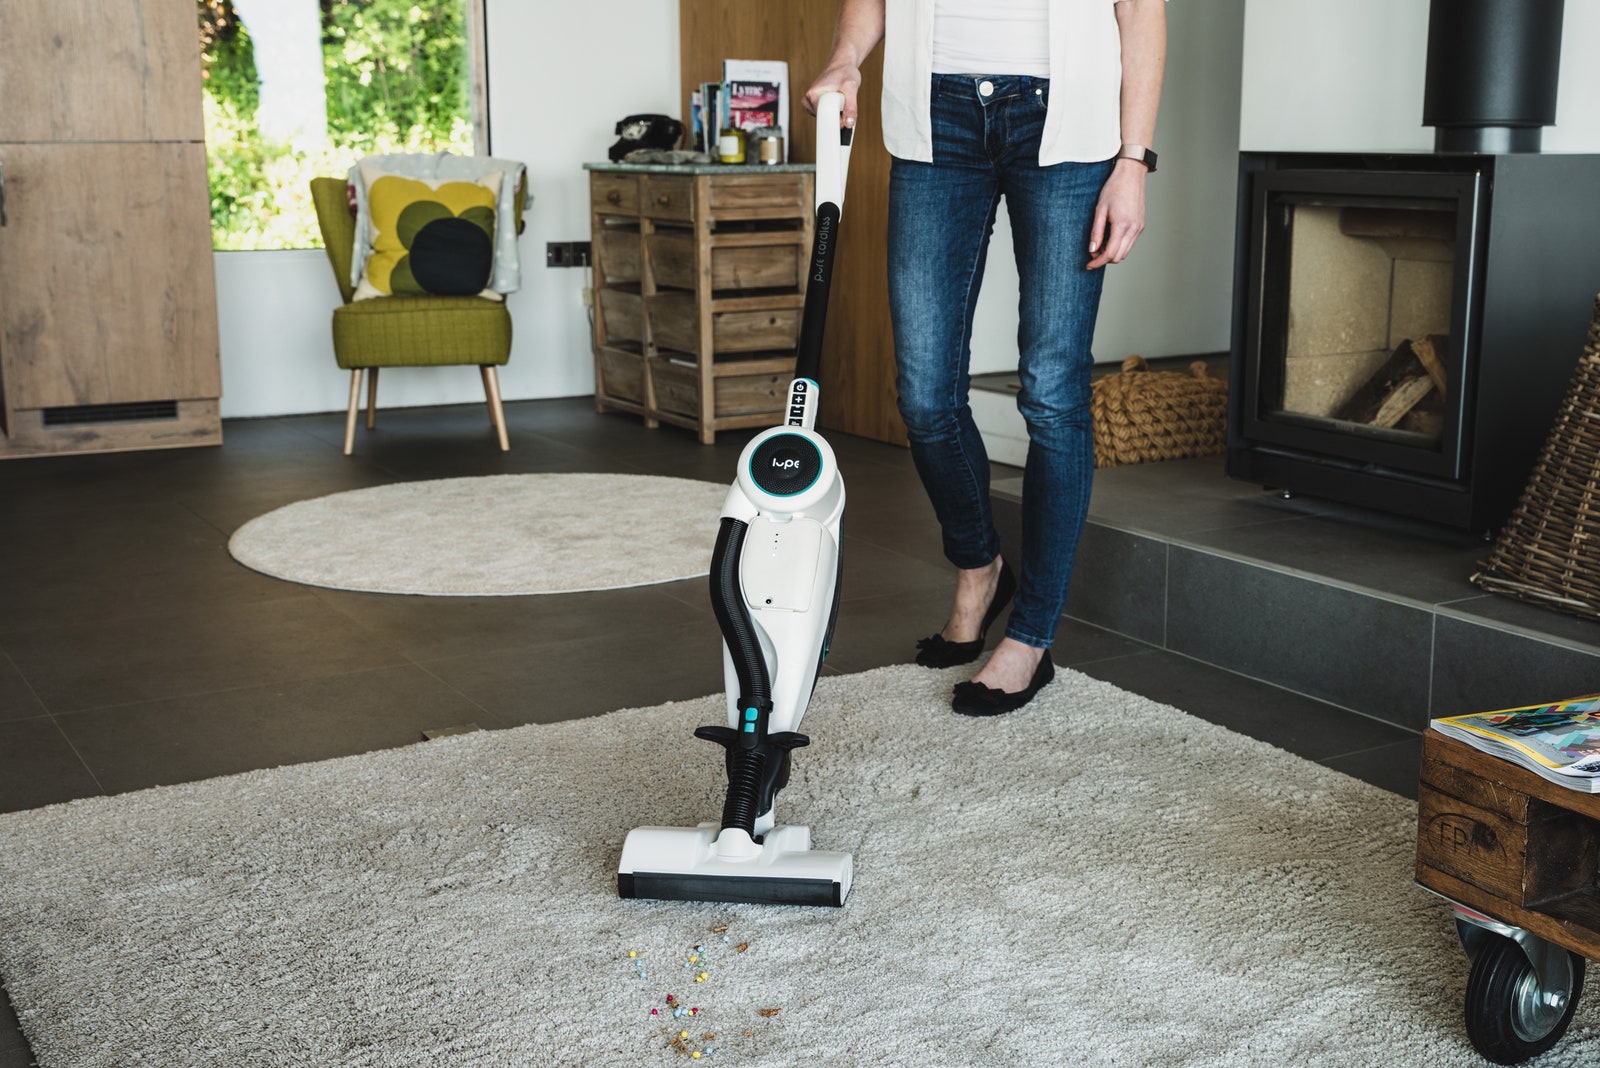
left=585, top=161, right=815, bottom=175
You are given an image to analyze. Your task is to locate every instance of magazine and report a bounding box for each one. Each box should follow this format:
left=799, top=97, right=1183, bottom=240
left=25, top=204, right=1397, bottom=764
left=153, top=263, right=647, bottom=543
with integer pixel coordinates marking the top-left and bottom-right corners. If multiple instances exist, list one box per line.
left=1431, top=694, right=1600, bottom=792
left=726, top=79, right=780, bottom=133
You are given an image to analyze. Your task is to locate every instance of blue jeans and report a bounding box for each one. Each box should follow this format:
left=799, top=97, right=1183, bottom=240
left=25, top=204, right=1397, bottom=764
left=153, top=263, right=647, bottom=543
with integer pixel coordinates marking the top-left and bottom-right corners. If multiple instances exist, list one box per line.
left=889, top=74, right=1114, bottom=650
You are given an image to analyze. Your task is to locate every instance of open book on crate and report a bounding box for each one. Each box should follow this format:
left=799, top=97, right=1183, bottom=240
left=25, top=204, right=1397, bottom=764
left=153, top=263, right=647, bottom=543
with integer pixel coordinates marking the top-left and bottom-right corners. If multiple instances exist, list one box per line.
left=1431, top=694, right=1600, bottom=791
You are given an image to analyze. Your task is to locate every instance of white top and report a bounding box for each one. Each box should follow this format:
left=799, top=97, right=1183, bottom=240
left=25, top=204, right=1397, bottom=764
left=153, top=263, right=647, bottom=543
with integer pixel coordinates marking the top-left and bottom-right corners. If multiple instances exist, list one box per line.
left=931, top=0, right=1051, bottom=79
left=883, top=0, right=1129, bottom=166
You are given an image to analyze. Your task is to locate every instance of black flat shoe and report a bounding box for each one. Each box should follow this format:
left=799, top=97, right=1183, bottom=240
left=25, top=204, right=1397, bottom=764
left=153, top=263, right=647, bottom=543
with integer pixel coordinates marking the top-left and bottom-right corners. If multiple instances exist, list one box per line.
left=915, top=561, right=1018, bottom=668
left=951, top=654, right=1055, bottom=717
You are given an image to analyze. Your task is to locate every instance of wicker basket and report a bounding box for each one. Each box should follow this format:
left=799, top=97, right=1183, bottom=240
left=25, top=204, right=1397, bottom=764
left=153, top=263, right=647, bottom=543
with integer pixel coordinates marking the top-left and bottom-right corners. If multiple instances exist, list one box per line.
left=1090, top=355, right=1229, bottom=469
left=1471, top=294, right=1600, bottom=619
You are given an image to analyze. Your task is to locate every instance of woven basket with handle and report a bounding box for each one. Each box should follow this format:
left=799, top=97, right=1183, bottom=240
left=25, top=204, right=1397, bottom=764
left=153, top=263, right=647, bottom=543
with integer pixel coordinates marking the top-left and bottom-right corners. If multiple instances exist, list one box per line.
left=1090, top=355, right=1229, bottom=469
left=1471, top=294, right=1600, bottom=619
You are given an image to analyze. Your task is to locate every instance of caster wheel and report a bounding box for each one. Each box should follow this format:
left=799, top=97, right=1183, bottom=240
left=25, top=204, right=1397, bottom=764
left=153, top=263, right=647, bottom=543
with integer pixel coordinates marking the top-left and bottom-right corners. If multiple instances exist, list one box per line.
left=1464, top=933, right=1584, bottom=1064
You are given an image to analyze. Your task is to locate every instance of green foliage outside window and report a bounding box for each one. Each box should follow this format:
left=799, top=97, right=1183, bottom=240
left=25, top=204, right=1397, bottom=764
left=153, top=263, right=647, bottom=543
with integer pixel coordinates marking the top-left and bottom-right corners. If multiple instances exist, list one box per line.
left=200, top=0, right=476, bottom=251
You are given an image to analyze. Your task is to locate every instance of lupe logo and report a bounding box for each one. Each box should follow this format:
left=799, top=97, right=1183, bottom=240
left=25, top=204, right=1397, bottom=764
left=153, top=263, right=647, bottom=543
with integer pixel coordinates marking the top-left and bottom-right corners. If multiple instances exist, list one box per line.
left=772, top=458, right=802, bottom=470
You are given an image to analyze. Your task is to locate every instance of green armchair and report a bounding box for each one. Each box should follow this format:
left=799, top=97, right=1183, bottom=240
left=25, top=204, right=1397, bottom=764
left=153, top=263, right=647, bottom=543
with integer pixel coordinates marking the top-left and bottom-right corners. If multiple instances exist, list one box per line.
left=309, top=176, right=514, bottom=454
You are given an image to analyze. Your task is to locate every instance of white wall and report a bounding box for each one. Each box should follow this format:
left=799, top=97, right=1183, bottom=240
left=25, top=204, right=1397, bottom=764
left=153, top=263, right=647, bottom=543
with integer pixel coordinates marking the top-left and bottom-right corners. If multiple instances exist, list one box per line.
left=217, top=0, right=680, bottom=418
left=1240, top=0, right=1600, bottom=153
left=969, top=0, right=1247, bottom=374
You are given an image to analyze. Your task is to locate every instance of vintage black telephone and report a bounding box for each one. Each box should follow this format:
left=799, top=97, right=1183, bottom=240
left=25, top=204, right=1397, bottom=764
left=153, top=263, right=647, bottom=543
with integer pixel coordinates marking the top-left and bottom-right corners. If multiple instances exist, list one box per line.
left=609, top=114, right=685, bottom=161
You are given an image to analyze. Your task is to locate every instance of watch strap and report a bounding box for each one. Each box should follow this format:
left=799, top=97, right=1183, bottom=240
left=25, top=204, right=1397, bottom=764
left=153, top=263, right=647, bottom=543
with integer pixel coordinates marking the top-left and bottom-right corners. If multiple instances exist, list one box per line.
left=1118, top=143, right=1157, bottom=173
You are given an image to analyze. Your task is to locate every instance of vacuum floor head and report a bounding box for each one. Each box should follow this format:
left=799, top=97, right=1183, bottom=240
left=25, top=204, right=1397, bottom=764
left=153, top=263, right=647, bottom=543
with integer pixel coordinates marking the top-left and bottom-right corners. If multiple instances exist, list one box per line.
left=618, top=823, right=851, bottom=907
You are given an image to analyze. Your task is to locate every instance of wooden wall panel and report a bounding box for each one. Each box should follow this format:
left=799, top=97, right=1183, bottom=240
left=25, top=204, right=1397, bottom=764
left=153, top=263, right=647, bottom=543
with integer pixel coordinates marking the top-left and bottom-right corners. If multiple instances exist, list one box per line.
left=0, top=0, right=203, bottom=143
left=681, top=1, right=907, bottom=445
left=0, top=142, right=220, bottom=409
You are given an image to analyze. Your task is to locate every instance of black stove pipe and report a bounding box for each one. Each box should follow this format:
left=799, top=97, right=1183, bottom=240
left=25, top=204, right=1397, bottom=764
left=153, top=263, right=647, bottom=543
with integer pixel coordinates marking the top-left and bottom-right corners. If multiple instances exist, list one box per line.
left=1422, top=0, right=1564, bottom=153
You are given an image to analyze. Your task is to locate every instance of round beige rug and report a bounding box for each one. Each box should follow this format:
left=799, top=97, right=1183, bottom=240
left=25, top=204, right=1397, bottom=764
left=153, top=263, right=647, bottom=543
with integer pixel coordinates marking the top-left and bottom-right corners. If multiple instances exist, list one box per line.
left=228, top=473, right=729, bottom=595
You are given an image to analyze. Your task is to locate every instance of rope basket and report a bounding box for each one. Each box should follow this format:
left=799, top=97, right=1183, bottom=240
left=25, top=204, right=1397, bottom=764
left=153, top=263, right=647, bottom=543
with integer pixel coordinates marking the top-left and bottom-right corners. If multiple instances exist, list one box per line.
left=1091, top=355, right=1229, bottom=469
left=1471, top=294, right=1600, bottom=619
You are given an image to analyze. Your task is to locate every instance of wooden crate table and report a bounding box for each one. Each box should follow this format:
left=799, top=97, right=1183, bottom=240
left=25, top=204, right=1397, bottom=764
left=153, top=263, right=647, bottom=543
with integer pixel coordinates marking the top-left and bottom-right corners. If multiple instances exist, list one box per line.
left=585, top=162, right=815, bottom=444
left=1417, top=729, right=1600, bottom=953
left=1416, top=727, right=1600, bottom=1061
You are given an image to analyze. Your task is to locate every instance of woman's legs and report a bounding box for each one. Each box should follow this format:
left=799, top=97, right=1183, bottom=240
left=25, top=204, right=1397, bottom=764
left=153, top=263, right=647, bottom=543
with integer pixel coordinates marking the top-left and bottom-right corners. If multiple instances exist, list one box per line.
left=889, top=77, right=1009, bottom=644
left=890, top=74, right=1114, bottom=696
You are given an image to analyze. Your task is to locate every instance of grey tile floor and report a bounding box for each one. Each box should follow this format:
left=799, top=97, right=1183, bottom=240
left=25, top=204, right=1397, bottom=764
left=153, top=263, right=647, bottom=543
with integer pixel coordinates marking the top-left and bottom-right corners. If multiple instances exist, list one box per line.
left=0, top=397, right=1417, bottom=1063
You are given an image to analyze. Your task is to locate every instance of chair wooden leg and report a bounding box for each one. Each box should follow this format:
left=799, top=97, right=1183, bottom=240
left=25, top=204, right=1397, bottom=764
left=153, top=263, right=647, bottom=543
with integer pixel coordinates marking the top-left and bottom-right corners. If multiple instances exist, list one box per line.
left=365, top=367, right=379, bottom=430
left=479, top=366, right=495, bottom=421
left=481, top=365, right=510, bottom=451
left=343, top=369, right=363, bottom=455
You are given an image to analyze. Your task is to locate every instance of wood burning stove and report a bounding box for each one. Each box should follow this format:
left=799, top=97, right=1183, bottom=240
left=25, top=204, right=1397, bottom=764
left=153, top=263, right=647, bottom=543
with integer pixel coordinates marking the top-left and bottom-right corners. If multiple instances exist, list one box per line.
left=1226, top=0, right=1600, bottom=532
left=1228, top=152, right=1600, bottom=532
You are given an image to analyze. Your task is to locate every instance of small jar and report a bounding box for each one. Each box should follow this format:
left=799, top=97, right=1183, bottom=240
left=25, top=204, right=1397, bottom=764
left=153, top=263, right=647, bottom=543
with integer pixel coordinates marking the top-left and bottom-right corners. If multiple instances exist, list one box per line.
left=717, top=127, right=746, bottom=164
left=752, top=126, right=784, bottom=165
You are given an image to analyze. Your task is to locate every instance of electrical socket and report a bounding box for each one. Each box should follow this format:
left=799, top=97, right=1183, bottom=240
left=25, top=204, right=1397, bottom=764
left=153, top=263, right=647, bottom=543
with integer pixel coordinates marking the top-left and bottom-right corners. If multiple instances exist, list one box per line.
left=546, top=241, right=592, bottom=268
left=581, top=287, right=594, bottom=308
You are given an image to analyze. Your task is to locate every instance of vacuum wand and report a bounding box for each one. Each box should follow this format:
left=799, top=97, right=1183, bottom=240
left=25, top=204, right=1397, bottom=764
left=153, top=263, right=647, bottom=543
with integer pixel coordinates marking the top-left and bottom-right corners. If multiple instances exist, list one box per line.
left=791, top=91, right=853, bottom=415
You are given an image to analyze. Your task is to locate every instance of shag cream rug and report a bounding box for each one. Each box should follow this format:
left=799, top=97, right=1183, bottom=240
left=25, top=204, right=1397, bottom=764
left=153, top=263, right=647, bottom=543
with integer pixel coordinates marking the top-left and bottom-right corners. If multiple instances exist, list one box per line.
left=0, top=665, right=1589, bottom=1067
left=228, top=474, right=729, bottom=595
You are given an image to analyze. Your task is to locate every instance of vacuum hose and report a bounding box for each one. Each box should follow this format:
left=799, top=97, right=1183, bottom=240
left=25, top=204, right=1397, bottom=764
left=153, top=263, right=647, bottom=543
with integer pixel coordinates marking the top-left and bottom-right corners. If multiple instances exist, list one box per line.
left=700, top=517, right=810, bottom=838
left=709, top=517, right=770, bottom=714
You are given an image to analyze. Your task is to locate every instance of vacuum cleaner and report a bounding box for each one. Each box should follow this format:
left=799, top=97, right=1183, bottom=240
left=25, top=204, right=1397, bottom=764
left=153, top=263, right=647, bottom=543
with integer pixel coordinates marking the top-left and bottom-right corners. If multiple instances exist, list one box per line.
left=617, top=92, right=855, bottom=908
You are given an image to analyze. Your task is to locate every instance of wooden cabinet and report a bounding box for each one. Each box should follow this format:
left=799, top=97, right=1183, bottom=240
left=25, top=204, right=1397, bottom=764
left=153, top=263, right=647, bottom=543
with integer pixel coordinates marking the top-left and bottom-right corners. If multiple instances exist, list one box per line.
left=586, top=163, right=814, bottom=444
left=0, top=0, right=221, bottom=458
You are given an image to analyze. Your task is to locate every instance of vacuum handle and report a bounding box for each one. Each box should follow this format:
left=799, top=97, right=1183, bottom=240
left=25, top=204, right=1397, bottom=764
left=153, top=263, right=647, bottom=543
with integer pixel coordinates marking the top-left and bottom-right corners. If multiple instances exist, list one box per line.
left=793, top=92, right=855, bottom=390
left=813, top=91, right=852, bottom=215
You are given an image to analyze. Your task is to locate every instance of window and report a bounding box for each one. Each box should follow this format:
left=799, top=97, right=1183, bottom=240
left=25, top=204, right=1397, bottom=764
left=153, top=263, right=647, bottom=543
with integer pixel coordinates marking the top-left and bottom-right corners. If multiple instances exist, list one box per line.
left=198, top=0, right=486, bottom=251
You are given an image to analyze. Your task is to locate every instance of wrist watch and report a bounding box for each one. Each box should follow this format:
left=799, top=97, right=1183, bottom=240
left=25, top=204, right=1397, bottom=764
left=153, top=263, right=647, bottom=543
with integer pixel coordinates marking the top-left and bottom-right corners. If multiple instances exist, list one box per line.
left=1117, top=143, right=1157, bottom=173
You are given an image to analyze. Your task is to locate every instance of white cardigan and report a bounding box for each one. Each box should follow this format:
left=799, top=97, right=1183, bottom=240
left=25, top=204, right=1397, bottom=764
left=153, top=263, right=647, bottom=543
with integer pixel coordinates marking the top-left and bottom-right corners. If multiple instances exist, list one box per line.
left=882, top=0, right=1127, bottom=165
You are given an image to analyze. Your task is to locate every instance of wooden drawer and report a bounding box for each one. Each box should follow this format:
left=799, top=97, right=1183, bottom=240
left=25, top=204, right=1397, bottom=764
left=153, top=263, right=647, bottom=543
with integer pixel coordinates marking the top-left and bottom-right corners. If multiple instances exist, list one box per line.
left=648, top=294, right=800, bottom=355
left=597, top=228, right=642, bottom=284
left=650, top=361, right=791, bottom=420
left=596, top=345, right=646, bottom=405
left=714, top=307, right=801, bottom=353
left=650, top=360, right=702, bottom=418
left=641, top=176, right=695, bottom=221
left=709, top=175, right=808, bottom=212
left=645, top=230, right=699, bottom=291
left=712, top=244, right=801, bottom=291
left=597, top=288, right=644, bottom=345
left=648, top=230, right=801, bottom=292
left=646, top=292, right=700, bottom=354
left=592, top=174, right=638, bottom=214
left=715, top=371, right=791, bottom=416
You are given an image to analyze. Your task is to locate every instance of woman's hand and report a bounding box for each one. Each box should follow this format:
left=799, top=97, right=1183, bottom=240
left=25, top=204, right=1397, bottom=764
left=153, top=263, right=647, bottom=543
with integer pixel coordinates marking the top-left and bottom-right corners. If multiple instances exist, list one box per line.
left=803, top=0, right=883, bottom=128
left=803, top=61, right=863, bottom=128
left=1086, top=159, right=1148, bottom=269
